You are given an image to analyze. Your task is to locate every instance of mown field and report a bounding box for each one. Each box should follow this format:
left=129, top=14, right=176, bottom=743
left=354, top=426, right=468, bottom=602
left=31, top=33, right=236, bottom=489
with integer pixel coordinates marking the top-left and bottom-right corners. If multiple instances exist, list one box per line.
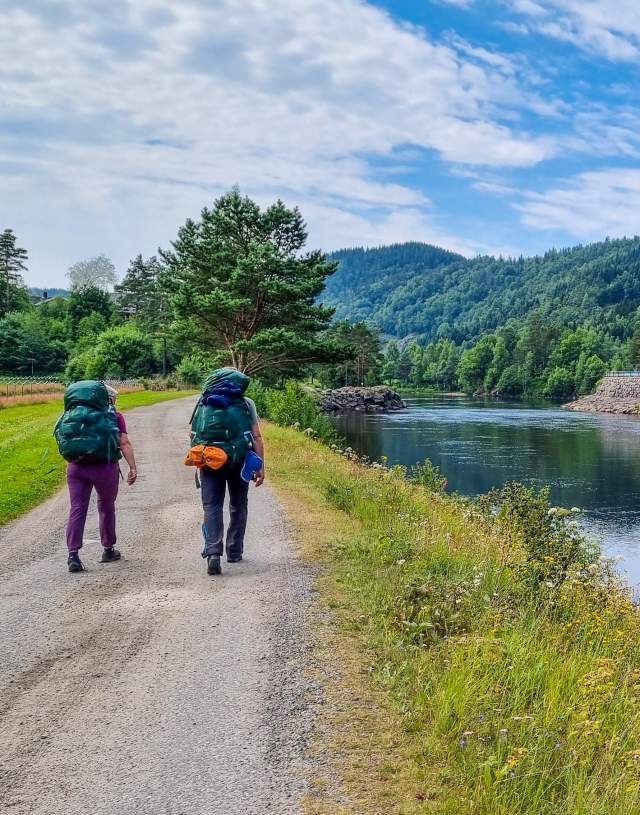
left=265, top=423, right=640, bottom=815
left=0, top=391, right=196, bottom=525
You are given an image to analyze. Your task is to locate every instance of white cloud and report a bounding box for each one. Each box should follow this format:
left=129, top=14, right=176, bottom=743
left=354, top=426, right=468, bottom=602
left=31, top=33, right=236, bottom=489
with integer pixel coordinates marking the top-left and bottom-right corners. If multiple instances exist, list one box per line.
left=0, top=0, right=559, bottom=284
left=509, top=0, right=640, bottom=61
left=518, top=168, right=640, bottom=238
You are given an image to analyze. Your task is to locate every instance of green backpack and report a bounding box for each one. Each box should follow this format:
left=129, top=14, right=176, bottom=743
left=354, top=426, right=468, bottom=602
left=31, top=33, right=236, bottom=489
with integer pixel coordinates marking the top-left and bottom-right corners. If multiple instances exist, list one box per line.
left=54, top=380, right=122, bottom=464
left=190, top=368, right=253, bottom=465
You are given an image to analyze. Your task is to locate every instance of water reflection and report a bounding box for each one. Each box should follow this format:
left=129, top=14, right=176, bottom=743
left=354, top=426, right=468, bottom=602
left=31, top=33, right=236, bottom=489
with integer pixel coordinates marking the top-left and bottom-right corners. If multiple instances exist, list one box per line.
left=333, top=396, right=640, bottom=585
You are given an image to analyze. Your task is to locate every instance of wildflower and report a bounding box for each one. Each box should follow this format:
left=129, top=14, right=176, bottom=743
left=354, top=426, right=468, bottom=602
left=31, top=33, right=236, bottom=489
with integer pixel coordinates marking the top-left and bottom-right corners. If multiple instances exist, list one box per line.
left=499, top=728, right=508, bottom=737
left=396, top=559, right=406, bottom=566
left=459, top=737, right=468, bottom=748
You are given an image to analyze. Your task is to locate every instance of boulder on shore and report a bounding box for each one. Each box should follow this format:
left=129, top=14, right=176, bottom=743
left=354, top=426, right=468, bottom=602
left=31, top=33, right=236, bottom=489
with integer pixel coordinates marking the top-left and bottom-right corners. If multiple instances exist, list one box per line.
left=319, top=386, right=406, bottom=413
left=564, top=374, right=640, bottom=415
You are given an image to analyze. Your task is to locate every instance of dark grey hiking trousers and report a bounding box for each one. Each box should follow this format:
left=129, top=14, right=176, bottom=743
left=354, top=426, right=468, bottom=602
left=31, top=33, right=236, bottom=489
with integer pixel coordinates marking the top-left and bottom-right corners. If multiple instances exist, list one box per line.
left=200, top=464, right=249, bottom=558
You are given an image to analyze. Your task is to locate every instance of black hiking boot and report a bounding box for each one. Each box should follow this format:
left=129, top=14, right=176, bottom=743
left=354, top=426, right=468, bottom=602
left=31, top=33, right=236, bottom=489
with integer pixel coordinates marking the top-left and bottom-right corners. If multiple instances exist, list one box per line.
left=100, top=547, right=122, bottom=563
left=207, top=555, right=222, bottom=575
left=227, top=554, right=243, bottom=563
left=67, top=552, right=84, bottom=573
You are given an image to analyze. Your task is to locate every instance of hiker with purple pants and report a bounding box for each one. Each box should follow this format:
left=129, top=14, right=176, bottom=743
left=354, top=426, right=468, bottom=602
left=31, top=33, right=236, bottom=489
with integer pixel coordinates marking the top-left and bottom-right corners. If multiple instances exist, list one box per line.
left=63, top=386, right=138, bottom=572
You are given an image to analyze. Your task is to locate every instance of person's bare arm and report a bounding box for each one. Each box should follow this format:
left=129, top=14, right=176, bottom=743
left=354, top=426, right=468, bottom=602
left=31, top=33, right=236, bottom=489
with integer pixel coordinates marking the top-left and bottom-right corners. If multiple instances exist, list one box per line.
left=120, top=433, right=138, bottom=485
left=252, top=422, right=265, bottom=486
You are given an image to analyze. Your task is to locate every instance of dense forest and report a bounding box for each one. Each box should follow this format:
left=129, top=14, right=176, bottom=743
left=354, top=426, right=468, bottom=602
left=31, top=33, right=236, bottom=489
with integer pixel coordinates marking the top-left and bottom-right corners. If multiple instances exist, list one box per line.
left=325, top=242, right=463, bottom=326
left=5, top=212, right=640, bottom=401
left=328, top=238, right=640, bottom=399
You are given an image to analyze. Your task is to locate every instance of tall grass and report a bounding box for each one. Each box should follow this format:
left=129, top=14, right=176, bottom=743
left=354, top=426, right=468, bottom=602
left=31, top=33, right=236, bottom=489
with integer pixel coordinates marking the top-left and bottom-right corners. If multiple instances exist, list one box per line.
left=248, top=379, right=336, bottom=442
left=266, top=424, right=640, bottom=814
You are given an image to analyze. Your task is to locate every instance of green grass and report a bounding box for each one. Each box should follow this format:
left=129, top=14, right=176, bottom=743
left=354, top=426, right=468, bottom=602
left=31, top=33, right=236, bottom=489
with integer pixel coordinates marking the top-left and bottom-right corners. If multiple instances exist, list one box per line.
left=265, top=424, right=640, bottom=815
left=0, top=391, right=196, bottom=525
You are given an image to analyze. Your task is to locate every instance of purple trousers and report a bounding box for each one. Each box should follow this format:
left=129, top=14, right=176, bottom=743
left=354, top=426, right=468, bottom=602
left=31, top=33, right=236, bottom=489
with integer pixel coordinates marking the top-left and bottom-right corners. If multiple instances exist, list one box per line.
left=66, top=462, right=120, bottom=553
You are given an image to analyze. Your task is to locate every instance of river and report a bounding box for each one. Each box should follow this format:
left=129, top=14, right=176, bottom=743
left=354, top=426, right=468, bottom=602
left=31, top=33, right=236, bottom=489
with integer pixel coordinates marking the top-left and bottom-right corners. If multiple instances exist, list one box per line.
left=333, top=396, right=640, bottom=587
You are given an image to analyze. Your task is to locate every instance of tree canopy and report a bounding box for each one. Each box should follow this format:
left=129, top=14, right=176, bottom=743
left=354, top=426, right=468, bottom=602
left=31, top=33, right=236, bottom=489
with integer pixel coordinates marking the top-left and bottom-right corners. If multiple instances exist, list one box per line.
left=0, top=229, right=29, bottom=316
left=67, top=255, right=118, bottom=292
left=161, top=189, right=349, bottom=375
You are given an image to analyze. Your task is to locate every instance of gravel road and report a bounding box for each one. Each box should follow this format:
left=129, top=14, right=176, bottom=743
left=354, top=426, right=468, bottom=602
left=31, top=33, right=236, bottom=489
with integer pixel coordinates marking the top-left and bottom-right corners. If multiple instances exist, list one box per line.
left=0, top=397, right=317, bottom=815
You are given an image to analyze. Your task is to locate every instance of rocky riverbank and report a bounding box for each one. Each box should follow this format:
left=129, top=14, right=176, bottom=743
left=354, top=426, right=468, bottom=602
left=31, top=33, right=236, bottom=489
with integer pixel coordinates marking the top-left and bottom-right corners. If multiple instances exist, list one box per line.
left=319, top=386, right=406, bottom=413
left=564, top=374, right=640, bottom=415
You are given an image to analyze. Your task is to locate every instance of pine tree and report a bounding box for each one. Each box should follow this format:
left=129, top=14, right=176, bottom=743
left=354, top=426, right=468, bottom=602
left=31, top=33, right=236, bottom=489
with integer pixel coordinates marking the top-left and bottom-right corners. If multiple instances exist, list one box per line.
left=0, top=229, right=28, bottom=316
left=161, top=189, right=349, bottom=375
left=115, top=255, right=166, bottom=327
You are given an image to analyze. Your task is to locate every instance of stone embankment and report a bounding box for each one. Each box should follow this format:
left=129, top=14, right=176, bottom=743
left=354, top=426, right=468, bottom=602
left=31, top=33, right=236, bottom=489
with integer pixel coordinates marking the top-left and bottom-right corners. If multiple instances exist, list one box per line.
left=319, top=386, right=406, bottom=413
left=564, top=374, right=640, bottom=415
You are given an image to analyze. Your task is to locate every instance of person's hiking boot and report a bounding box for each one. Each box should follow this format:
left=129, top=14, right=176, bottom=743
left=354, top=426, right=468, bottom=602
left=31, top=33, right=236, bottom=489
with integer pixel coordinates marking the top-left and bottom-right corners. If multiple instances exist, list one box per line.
left=207, top=555, right=222, bottom=575
left=100, top=547, right=121, bottom=563
left=227, top=554, right=243, bottom=563
left=67, top=552, right=84, bottom=573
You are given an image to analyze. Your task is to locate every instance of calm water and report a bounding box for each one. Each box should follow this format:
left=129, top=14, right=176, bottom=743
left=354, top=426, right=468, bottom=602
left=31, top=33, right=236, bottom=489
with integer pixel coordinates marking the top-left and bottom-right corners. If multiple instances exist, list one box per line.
left=333, top=396, right=640, bottom=586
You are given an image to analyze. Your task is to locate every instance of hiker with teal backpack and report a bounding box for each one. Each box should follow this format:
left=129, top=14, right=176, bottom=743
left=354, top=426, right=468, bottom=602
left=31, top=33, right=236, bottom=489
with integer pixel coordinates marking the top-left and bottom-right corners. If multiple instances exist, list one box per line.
left=185, top=368, right=265, bottom=575
left=54, top=381, right=138, bottom=573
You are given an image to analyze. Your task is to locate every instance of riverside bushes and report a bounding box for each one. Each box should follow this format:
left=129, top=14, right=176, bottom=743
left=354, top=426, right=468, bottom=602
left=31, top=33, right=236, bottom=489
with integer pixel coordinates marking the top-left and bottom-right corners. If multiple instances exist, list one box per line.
left=248, top=379, right=336, bottom=443
left=266, top=424, right=640, bottom=814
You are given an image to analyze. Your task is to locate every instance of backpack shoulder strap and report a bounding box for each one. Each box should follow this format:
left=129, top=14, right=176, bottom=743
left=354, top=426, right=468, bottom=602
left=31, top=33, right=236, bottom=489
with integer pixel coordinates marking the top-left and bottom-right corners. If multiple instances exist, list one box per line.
left=188, top=397, right=203, bottom=426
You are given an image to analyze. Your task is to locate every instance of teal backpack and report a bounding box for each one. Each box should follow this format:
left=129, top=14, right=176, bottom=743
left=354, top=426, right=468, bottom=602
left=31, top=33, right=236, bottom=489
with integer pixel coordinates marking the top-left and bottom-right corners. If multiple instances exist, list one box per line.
left=190, top=368, right=254, bottom=465
left=54, top=380, right=122, bottom=464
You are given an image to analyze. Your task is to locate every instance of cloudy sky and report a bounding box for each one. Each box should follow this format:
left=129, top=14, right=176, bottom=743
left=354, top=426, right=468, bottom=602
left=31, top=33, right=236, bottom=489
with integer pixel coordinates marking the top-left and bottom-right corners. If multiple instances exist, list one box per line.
left=2, top=0, right=640, bottom=287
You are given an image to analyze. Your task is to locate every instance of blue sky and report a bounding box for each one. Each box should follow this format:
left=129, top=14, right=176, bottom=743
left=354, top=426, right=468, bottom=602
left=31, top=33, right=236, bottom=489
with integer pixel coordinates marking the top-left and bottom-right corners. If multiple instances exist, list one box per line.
left=2, top=0, right=640, bottom=286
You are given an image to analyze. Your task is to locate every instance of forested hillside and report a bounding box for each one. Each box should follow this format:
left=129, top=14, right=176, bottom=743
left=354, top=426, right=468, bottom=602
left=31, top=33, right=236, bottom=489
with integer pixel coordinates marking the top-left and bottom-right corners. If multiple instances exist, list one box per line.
left=325, top=242, right=463, bottom=324
left=327, top=238, right=640, bottom=344
left=328, top=237, right=640, bottom=399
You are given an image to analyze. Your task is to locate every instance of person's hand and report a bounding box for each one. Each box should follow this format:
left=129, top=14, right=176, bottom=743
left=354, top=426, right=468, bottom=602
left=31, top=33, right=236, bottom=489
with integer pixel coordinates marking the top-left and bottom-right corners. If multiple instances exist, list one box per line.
left=254, top=468, right=265, bottom=487
left=127, top=468, right=138, bottom=485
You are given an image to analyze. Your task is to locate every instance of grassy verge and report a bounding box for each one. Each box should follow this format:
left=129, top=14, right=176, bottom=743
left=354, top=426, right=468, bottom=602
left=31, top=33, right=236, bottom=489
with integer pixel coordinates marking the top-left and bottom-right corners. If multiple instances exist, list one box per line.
left=0, top=391, right=196, bottom=525
left=264, top=423, right=640, bottom=815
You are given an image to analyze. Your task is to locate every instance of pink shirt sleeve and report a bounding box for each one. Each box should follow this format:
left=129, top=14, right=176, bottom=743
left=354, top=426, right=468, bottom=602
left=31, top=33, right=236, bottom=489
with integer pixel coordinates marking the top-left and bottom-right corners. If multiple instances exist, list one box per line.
left=116, top=412, right=127, bottom=434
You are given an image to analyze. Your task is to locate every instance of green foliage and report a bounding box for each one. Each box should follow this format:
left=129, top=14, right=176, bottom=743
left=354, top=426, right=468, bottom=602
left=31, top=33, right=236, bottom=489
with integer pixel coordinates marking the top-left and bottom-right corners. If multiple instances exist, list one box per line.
left=327, top=237, right=640, bottom=345
left=480, top=482, right=597, bottom=591
left=381, top=319, right=621, bottom=399
left=264, top=380, right=335, bottom=442
left=115, top=255, right=167, bottom=328
left=544, top=366, right=575, bottom=399
left=0, top=311, right=67, bottom=374
left=325, top=242, right=463, bottom=325
left=175, top=353, right=206, bottom=388
left=0, top=229, right=29, bottom=317
left=67, top=286, right=114, bottom=338
left=408, top=459, right=448, bottom=492
left=316, top=320, right=382, bottom=387
left=458, top=335, right=496, bottom=393
left=66, top=325, right=157, bottom=380
left=162, top=188, right=350, bottom=376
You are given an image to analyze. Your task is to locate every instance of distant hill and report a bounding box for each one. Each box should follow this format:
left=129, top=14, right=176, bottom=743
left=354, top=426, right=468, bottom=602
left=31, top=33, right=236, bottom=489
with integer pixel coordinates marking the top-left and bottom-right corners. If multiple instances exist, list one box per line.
left=324, top=238, right=640, bottom=343
left=29, top=287, right=71, bottom=299
left=324, top=243, right=464, bottom=326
